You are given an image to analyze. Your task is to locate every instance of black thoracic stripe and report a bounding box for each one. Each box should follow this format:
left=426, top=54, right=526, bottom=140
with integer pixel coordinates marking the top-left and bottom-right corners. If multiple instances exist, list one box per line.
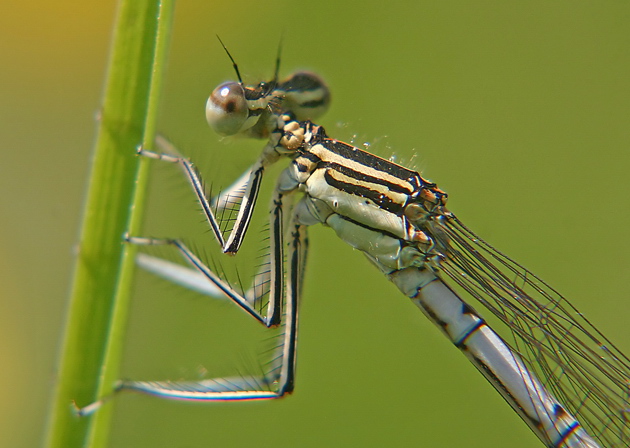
left=297, top=150, right=321, bottom=164
left=335, top=214, right=404, bottom=243
left=295, top=151, right=322, bottom=173
left=296, top=163, right=310, bottom=173
left=323, top=170, right=403, bottom=215
left=327, top=160, right=415, bottom=196
left=325, top=138, right=422, bottom=185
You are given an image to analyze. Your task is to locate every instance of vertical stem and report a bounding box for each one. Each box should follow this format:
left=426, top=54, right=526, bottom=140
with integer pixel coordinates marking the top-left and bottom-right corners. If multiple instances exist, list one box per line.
left=44, top=1, right=175, bottom=447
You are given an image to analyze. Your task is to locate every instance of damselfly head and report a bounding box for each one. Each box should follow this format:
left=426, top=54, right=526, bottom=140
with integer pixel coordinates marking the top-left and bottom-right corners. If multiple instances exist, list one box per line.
left=210, top=37, right=331, bottom=138
left=209, top=37, right=283, bottom=138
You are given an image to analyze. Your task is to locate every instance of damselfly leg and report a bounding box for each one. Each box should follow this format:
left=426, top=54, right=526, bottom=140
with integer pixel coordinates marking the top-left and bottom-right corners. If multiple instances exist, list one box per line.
left=123, top=184, right=307, bottom=400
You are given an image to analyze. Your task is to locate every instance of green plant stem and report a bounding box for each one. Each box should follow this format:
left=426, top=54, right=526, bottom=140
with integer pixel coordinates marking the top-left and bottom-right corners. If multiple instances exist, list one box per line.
left=44, top=1, right=175, bottom=447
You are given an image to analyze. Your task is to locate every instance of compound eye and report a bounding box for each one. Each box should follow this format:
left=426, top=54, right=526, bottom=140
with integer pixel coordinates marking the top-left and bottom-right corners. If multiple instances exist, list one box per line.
left=279, top=72, right=331, bottom=121
left=206, top=82, right=249, bottom=136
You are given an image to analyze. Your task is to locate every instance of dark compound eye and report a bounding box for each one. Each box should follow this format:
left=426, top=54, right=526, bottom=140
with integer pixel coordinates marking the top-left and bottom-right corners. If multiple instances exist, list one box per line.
left=277, top=72, right=330, bottom=121
left=206, top=82, right=249, bottom=136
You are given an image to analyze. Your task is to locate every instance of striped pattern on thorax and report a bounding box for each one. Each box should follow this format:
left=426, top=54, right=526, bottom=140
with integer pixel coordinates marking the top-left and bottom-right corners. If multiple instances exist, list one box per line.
left=291, top=123, right=444, bottom=242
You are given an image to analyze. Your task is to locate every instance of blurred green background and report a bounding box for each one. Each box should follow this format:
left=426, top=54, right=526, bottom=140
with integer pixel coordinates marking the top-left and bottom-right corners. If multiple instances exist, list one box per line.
left=2, top=1, right=629, bottom=447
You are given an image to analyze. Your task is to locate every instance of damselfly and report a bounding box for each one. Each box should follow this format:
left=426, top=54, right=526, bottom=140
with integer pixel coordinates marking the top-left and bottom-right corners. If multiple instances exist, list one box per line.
left=120, top=44, right=630, bottom=447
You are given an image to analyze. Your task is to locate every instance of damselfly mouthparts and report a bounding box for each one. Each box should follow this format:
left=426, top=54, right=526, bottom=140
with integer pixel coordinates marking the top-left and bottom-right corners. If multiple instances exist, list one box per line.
left=119, top=44, right=630, bottom=447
